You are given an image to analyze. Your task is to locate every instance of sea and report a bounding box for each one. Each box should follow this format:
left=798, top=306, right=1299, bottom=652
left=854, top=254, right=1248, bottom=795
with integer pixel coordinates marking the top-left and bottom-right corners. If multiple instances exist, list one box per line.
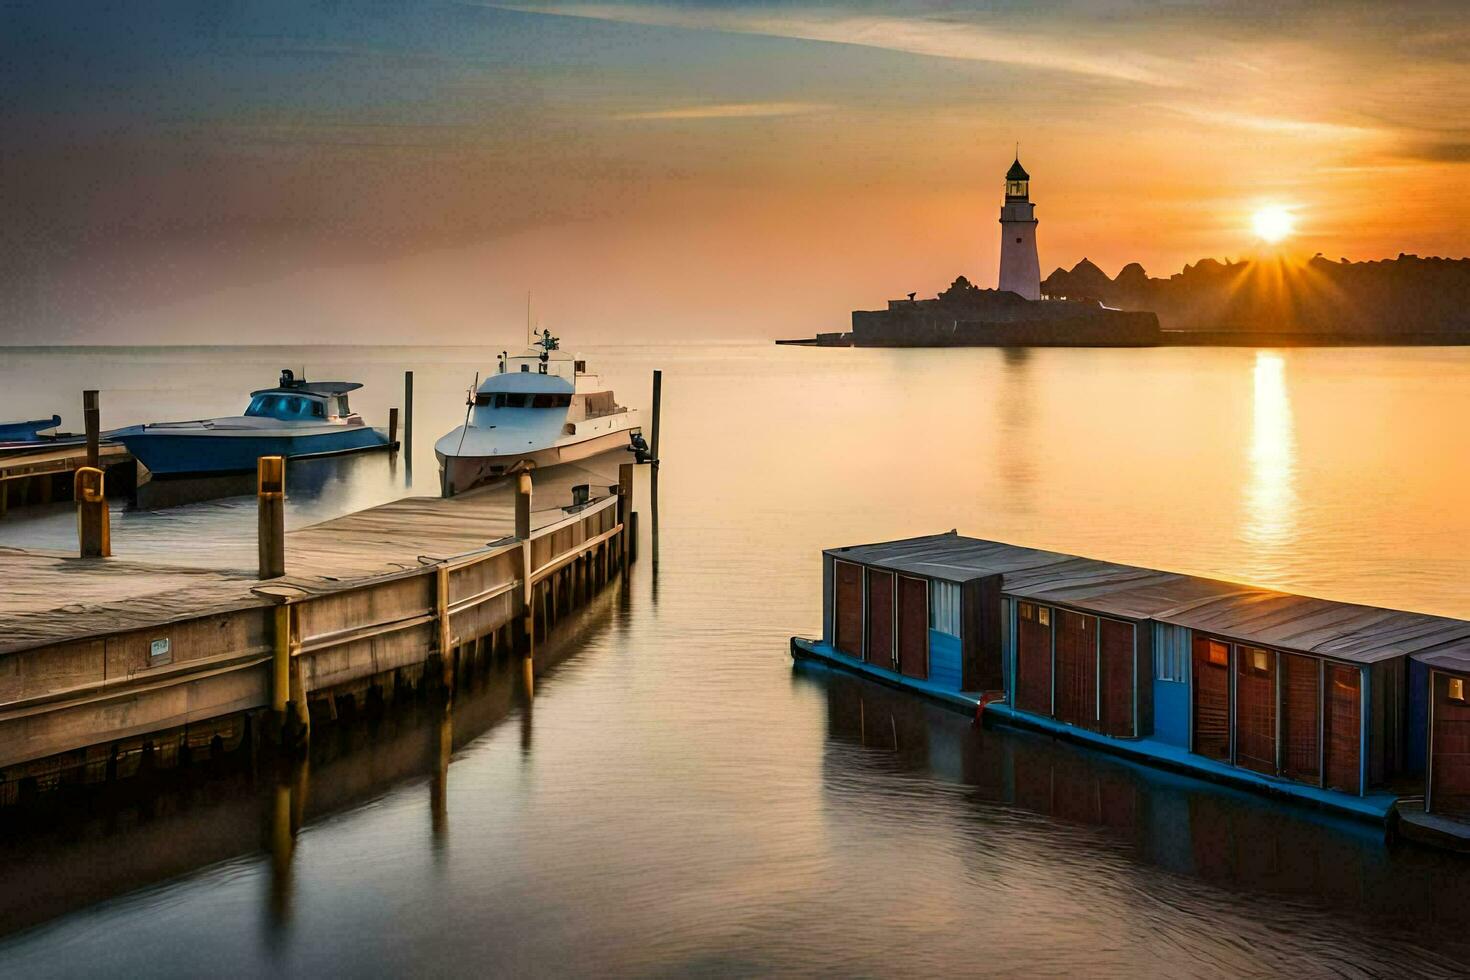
left=0, top=342, right=1468, bottom=977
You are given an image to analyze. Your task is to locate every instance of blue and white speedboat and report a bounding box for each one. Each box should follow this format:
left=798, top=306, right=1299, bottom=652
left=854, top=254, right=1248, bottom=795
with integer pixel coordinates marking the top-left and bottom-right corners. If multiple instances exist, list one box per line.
left=114, top=370, right=391, bottom=477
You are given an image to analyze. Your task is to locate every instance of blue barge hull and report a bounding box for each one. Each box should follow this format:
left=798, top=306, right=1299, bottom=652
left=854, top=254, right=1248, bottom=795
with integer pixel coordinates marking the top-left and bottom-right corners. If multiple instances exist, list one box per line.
left=791, top=636, right=1398, bottom=825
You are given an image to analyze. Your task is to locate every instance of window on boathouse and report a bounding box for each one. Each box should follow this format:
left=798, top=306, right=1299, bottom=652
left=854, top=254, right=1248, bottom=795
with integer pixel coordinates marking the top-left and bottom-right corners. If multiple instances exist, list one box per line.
left=930, top=580, right=961, bottom=637
left=1153, top=624, right=1189, bottom=682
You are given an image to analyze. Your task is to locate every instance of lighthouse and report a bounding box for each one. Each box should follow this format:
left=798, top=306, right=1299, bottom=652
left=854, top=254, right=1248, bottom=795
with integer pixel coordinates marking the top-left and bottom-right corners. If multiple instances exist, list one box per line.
left=998, top=155, right=1041, bottom=300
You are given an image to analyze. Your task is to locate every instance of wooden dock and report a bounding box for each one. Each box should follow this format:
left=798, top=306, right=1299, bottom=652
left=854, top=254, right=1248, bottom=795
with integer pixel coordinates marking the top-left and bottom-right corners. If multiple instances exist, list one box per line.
left=0, top=441, right=134, bottom=517
left=0, top=462, right=637, bottom=793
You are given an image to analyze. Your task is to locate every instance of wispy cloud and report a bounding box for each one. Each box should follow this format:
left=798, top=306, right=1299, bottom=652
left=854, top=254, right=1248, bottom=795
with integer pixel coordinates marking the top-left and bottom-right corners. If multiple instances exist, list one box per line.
left=1402, top=141, right=1470, bottom=164
left=1158, top=105, right=1382, bottom=141
left=493, top=4, right=1182, bottom=87
left=612, top=101, right=830, bottom=121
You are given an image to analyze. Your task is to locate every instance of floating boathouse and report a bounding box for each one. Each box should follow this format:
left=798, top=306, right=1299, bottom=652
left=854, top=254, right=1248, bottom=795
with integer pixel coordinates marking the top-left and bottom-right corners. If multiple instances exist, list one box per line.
left=793, top=532, right=1470, bottom=830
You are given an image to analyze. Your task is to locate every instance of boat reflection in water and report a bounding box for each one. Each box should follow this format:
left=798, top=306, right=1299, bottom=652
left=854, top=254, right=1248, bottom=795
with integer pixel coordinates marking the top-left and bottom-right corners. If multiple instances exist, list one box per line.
left=797, top=664, right=1470, bottom=971
left=0, top=573, right=624, bottom=943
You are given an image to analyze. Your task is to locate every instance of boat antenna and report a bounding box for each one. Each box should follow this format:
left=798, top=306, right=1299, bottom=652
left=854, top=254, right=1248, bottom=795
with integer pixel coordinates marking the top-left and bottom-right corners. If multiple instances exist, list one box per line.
left=454, top=371, right=479, bottom=458
left=527, top=291, right=533, bottom=348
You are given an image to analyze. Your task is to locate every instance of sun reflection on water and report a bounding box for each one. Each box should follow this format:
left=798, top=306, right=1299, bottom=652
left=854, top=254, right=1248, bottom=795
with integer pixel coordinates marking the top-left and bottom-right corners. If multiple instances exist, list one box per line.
left=1243, top=351, right=1298, bottom=550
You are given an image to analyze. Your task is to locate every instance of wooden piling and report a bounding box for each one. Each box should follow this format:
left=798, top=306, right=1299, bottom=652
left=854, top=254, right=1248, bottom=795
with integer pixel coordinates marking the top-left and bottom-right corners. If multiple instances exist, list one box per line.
left=618, top=462, right=633, bottom=571
left=388, top=407, right=400, bottom=450
left=404, top=371, right=415, bottom=464
left=650, top=369, right=662, bottom=462
left=649, top=371, right=661, bottom=565
left=517, top=471, right=533, bottom=649
left=74, top=466, right=110, bottom=557
left=258, top=456, right=286, bottom=579
left=83, top=390, right=100, bottom=469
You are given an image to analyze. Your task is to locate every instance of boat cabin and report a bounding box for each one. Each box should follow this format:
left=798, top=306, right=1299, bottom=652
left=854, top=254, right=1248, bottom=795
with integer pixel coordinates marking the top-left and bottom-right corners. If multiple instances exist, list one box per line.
left=472, top=333, right=626, bottom=428
left=820, top=532, right=1470, bottom=804
left=246, top=371, right=362, bottom=423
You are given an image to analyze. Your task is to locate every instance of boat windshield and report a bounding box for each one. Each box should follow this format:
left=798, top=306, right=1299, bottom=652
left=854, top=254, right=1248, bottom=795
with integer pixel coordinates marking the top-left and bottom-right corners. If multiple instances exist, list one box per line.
left=474, top=392, right=573, bottom=409
left=246, top=394, right=327, bottom=420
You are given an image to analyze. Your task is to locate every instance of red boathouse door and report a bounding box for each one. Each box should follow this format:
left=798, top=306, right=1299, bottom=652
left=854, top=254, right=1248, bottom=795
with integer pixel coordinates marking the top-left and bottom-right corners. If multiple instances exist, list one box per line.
left=1192, top=636, right=1231, bottom=761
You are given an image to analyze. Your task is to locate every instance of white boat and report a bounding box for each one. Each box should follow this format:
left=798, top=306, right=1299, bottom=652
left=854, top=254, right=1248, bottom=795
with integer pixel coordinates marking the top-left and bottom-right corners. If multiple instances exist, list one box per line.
left=434, top=331, right=642, bottom=496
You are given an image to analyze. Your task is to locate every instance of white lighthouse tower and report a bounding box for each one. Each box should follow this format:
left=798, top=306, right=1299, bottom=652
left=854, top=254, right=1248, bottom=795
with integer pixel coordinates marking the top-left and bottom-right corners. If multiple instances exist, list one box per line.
left=998, top=155, right=1041, bottom=300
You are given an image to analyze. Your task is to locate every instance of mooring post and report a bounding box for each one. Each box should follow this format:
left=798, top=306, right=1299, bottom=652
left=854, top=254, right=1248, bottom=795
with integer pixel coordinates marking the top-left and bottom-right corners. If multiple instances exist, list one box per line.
left=75, top=466, right=110, bottom=557
left=617, top=462, right=633, bottom=572
left=629, top=511, right=639, bottom=564
left=388, top=407, right=400, bottom=450
left=516, top=470, right=534, bottom=649
left=83, top=389, right=100, bottom=469
left=649, top=370, right=661, bottom=568
left=650, top=369, right=661, bottom=462
left=258, top=456, right=286, bottom=578
left=404, top=370, right=415, bottom=466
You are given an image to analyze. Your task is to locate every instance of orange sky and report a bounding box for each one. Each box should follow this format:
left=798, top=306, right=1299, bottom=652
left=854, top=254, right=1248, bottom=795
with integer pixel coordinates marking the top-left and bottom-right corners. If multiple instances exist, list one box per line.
left=2, top=1, right=1466, bottom=344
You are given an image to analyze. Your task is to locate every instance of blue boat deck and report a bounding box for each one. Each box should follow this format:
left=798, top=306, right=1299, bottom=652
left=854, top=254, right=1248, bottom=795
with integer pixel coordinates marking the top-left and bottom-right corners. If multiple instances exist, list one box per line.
left=791, top=636, right=1399, bottom=824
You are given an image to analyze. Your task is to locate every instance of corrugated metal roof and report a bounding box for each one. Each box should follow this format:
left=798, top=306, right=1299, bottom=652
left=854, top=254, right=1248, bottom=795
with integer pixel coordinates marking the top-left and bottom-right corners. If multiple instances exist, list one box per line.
left=825, top=532, right=1470, bottom=665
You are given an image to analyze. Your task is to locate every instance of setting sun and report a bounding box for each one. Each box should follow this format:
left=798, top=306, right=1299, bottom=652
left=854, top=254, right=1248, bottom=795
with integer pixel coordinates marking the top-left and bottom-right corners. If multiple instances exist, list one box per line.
left=1252, top=206, right=1297, bottom=243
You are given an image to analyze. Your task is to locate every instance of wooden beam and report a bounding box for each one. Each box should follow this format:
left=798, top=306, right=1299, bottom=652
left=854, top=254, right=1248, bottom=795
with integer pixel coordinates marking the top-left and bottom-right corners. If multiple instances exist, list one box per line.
left=618, top=462, right=633, bottom=571
left=258, top=456, right=286, bottom=579
left=83, top=389, right=100, bottom=469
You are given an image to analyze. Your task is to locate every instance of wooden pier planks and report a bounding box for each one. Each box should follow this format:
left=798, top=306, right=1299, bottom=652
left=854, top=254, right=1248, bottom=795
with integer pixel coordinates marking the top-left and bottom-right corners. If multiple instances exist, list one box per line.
left=0, top=462, right=617, bottom=655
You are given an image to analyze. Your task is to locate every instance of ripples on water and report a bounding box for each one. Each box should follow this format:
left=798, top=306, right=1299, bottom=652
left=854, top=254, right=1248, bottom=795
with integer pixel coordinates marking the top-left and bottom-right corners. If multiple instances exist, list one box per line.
left=1, top=343, right=1469, bottom=976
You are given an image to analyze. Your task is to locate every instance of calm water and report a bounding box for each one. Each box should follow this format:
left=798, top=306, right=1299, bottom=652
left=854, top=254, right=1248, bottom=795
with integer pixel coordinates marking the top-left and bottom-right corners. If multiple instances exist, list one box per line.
left=1, top=343, right=1469, bottom=977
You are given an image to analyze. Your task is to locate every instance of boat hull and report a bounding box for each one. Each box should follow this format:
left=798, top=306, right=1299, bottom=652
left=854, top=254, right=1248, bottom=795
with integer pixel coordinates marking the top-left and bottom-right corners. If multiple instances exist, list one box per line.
left=436, top=428, right=635, bottom=496
left=117, top=427, right=389, bottom=477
